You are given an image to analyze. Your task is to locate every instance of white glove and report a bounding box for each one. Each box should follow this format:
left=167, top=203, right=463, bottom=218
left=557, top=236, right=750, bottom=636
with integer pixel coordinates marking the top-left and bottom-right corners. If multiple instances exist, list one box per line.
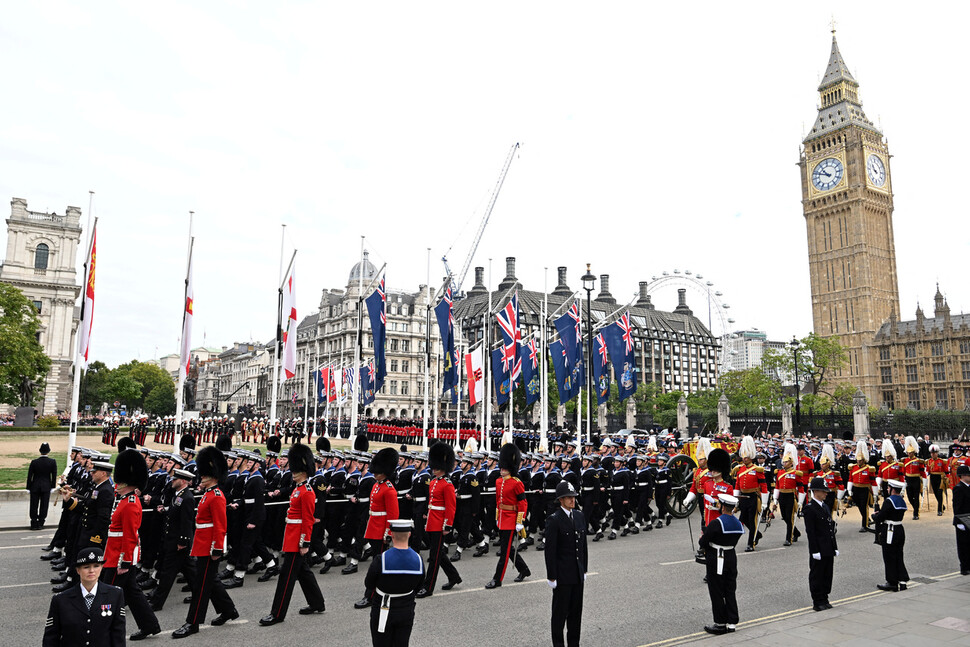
left=582, top=573, right=586, bottom=582
left=547, top=580, right=557, bottom=589
left=958, top=524, right=967, bottom=531
left=837, top=489, right=845, bottom=501
left=847, top=482, right=854, bottom=494
left=872, top=486, right=879, bottom=498
left=515, top=523, right=524, bottom=532
left=798, top=492, right=806, bottom=506
left=772, top=489, right=780, bottom=503
left=733, top=489, right=740, bottom=498
left=923, top=478, right=929, bottom=490
left=834, top=550, right=840, bottom=557
left=761, top=493, right=769, bottom=509
left=812, top=552, right=821, bottom=561
left=875, top=477, right=882, bottom=488
left=683, top=492, right=696, bottom=506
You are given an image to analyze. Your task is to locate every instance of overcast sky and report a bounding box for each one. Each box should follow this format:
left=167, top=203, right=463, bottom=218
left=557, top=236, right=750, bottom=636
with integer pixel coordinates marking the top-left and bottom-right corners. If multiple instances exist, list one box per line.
left=2, top=2, right=968, bottom=368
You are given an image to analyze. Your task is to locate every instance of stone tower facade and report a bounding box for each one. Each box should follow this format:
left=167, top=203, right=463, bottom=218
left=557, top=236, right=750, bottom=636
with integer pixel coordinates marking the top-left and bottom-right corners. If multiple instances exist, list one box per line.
left=0, top=198, right=82, bottom=415
left=799, top=33, right=900, bottom=400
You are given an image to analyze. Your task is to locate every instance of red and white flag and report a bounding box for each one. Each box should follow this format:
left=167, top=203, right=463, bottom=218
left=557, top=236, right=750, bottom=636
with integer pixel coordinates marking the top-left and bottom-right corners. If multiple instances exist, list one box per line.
left=320, top=367, right=330, bottom=401
left=179, top=248, right=194, bottom=380
left=282, top=264, right=297, bottom=379
left=77, top=226, right=97, bottom=369
left=465, top=347, right=484, bottom=407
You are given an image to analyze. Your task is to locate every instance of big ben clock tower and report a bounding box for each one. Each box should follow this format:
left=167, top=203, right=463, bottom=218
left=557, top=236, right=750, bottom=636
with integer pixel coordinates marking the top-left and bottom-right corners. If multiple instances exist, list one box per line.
left=799, top=30, right=900, bottom=400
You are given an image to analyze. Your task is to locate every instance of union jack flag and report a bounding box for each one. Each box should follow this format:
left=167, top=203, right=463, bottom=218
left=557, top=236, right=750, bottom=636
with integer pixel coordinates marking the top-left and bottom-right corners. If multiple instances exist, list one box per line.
left=377, top=276, right=386, bottom=325
left=596, top=333, right=609, bottom=367
left=566, top=300, right=582, bottom=345
left=618, top=312, right=634, bottom=354
left=496, top=292, right=522, bottom=384
left=443, top=287, right=454, bottom=331
left=526, top=337, right=539, bottom=369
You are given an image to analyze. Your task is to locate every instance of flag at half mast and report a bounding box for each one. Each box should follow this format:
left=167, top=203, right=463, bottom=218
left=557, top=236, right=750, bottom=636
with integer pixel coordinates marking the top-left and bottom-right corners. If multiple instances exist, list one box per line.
left=178, top=242, right=194, bottom=380
left=77, top=225, right=97, bottom=369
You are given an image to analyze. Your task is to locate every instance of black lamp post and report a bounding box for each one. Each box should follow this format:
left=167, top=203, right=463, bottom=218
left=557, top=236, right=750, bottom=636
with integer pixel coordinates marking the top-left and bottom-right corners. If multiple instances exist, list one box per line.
left=790, top=337, right=801, bottom=432
left=581, top=264, right=596, bottom=441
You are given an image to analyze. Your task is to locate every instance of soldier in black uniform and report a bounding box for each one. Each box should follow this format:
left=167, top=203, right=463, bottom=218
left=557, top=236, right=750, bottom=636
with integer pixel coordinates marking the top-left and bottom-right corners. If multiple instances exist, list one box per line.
left=482, top=454, right=500, bottom=542
left=409, top=455, right=430, bottom=552
left=149, top=469, right=196, bottom=610
left=698, top=494, right=744, bottom=635
left=540, top=457, right=563, bottom=549
left=609, top=457, right=633, bottom=539
left=527, top=455, right=546, bottom=544
left=43, top=547, right=126, bottom=647
left=27, top=442, right=57, bottom=530
left=364, top=519, right=425, bottom=647
left=803, top=476, right=838, bottom=611
left=452, top=454, right=487, bottom=561
left=633, top=455, right=656, bottom=532
left=343, top=451, right=374, bottom=574
left=226, top=451, right=267, bottom=588
left=54, top=460, right=114, bottom=593
left=325, top=452, right=351, bottom=567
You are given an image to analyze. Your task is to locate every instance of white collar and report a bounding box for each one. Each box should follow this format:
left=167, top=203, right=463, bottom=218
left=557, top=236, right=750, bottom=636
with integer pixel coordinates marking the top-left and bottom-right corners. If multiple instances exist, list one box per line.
left=80, top=580, right=99, bottom=599
left=560, top=506, right=572, bottom=517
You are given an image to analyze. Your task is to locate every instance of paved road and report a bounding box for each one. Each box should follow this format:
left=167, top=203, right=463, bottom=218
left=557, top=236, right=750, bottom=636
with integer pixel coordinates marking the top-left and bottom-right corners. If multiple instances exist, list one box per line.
left=2, top=505, right=962, bottom=646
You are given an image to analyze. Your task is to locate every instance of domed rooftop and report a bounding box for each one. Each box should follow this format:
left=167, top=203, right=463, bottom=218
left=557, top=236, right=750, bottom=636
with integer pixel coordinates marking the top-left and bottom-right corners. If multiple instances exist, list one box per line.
left=348, top=250, right=378, bottom=285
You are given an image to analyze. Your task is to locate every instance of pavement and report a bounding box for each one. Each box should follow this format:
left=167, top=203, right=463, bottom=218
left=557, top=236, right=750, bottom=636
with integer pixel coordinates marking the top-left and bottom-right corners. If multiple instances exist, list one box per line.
left=3, top=502, right=966, bottom=646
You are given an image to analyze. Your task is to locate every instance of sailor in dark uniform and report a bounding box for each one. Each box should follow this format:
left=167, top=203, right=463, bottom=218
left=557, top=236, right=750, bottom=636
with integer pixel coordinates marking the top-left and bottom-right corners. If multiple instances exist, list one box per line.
left=698, top=493, right=743, bottom=635
left=44, top=547, right=126, bottom=647
left=872, top=479, right=910, bottom=592
left=364, top=519, right=425, bottom=647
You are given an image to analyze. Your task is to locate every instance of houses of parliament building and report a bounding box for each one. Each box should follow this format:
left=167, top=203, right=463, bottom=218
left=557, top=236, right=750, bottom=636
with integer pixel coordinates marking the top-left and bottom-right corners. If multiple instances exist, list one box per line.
left=800, top=31, right=970, bottom=411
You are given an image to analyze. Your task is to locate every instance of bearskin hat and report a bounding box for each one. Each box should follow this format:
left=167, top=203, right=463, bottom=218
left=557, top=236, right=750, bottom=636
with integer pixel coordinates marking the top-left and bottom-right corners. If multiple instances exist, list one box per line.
left=706, top=448, right=731, bottom=476
left=428, top=440, right=455, bottom=473
left=117, top=437, right=136, bottom=452
left=354, top=433, right=370, bottom=453
left=114, top=449, right=149, bottom=490
left=499, top=443, right=521, bottom=473
left=196, top=446, right=228, bottom=481
left=215, top=434, right=233, bottom=452
left=179, top=434, right=196, bottom=451
left=316, top=436, right=331, bottom=452
left=288, top=443, right=315, bottom=476
left=266, top=435, right=282, bottom=453
left=371, top=447, right=400, bottom=477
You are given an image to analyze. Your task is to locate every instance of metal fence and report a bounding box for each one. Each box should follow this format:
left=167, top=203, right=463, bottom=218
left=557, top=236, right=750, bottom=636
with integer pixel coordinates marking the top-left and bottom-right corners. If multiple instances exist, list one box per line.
left=729, top=410, right=782, bottom=436
left=870, top=410, right=970, bottom=442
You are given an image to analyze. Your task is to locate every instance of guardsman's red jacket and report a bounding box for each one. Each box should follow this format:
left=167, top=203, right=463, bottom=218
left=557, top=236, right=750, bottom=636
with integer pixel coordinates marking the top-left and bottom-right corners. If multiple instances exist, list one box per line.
left=104, top=492, right=141, bottom=568
left=495, top=475, right=527, bottom=530
left=191, top=486, right=226, bottom=558
left=902, top=456, right=927, bottom=479
left=283, top=481, right=316, bottom=552
left=425, top=476, right=456, bottom=532
left=365, top=479, right=399, bottom=540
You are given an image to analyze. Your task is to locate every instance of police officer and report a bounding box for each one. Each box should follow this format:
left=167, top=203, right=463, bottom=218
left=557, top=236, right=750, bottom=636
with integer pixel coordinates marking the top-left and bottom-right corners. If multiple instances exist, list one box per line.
left=544, top=480, right=588, bottom=647
left=953, top=464, right=970, bottom=575
left=698, top=494, right=743, bottom=635
left=43, top=547, right=126, bottom=647
left=803, top=476, right=839, bottom=611
left=364, top=519, right=425, bottom=647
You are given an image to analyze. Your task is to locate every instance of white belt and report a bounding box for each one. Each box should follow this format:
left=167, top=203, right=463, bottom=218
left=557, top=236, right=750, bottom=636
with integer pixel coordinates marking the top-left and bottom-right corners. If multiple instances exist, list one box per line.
left=328, top=498, right=348, bottom=503
left=885, top=520, right=902, bottom=544
left=429, top=505, right=446, bottom=511
left=107, top=531, right=124, bottom=537
left=709, top=543, right=735, bottom=576
left=196, top=522, right=214, bottom=529
left=243, top=499, right=256, bottom=504
left=544, top=489, right=558, bottom=493
left=358, top=498, right=369, bottom=503
left=285, top=518, right=303, bottom=524
left=413, top=497, right=427, bottom=502
left=582, top=487, right=594, bottom=491
left=458, top=495, right=472, bottom=500
left=376, top=588, right=411, bottom=633
left=369, top=511, right=387, bottom=516
left=612, top=486, right=625, bottom=491
left=397, top=489, right=411, bottom=495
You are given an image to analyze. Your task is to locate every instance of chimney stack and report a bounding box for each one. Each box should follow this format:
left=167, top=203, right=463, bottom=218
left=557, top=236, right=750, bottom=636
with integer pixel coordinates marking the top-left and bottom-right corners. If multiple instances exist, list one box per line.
left=596, top=274, right=616, bottom=305
left=469, top=266, right=487, bottom=294
left=674, top=288, right=693, bottom=315
left=498, top=256, right=520, bottom=291
left=552, top=266, right=571, bottom=296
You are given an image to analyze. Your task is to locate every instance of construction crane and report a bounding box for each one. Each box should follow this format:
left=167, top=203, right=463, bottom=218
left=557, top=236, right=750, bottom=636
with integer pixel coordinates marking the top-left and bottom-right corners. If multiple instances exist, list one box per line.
left=442, top=142, right=520, bottom=296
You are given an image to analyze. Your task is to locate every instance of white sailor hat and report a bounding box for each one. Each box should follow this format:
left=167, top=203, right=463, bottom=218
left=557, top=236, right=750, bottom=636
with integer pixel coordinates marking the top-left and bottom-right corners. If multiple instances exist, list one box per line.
left=887, top=479, right=906, bottom=490
left=91, top=461, right=114, bottom=473
left=717, top=493, right=739, bottom=507
left=173, top=468, right=195, bottom=480
left=388, top=519, right=413, bottom=532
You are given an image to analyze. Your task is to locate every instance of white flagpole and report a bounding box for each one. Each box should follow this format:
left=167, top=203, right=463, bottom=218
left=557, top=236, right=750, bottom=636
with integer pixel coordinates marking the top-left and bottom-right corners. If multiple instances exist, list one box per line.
left=422, top=249, right=430, bottom=450
left=68, top=191, right=96, bottom=465
left=312, top=350, right=319, bottom=438
left=433, top=358, right=440, bottom=441
left=302, top=354, right=310, bottom=439
left=350, top=237, right=364, bottom=444
left=485, top=258, right=492, bottom=453
left=269, top=225, right=285, bottom=432
left=173, top=211, right=193, bottom=452
left=325, top=350, right=332, bottom=434
left=540, top=267, right=548, bottom=452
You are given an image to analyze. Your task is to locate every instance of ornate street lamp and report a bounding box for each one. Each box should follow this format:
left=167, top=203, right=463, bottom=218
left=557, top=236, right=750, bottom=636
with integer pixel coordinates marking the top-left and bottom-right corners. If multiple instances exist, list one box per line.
left=581, top=264, right=597, bottom=441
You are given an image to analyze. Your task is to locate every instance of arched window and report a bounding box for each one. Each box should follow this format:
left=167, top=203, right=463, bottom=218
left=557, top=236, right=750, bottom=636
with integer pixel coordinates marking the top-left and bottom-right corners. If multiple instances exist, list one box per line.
left=34, top=243, right=49, bottom=269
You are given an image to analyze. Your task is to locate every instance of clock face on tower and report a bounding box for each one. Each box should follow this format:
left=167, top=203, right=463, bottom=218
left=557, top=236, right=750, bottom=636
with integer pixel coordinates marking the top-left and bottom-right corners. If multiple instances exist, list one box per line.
left=866, top=154, right=886, bottom=187
left=811, top=158, right=844, bottom=191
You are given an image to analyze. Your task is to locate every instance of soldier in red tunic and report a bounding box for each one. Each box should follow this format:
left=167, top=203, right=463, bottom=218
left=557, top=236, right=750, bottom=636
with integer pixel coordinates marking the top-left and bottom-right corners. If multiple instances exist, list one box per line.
left=174, top=447, right=238, bottom=638
left=876, top=442, right=903, bottom=500
left=771, top=444, right=804, bottom=546
left=902, top=436, right=927, bottom=519
left=847, top=440, right=878, bottom=533
left=811, top=444, right=845, bottom=516
left=416, top=442, right=461, bottom=597
left=486, top=443, right=530, bottom=589
left=701, top=449, right=734, bottom=528
left=259, top=443, right=325, bottom=625
left=927, top=444, right=950, bottom=516
left=732, top=437, right=768, bottom=552
left=100, top=449, right=160, bottom=641
left=354, top=448, right=400, bottom=609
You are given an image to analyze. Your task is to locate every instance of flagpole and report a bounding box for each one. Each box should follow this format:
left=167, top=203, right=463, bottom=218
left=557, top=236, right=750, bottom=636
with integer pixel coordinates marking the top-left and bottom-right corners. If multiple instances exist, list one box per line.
left=540, top=267, right=548, bottom=452
left=484, top=258, right=492, bottom=453
left=433, top=357, right=440, bottom=441
left=325, top=350, right=332, bottom=434
left=312, top=350, right=319, bottom=438
left=302, top=353, right=310, bottom=439
left=269, top=225, right=286, bottom=434
left=422, top=249, right=431, bottom=450
left=350, top=237, right=364, bottom=444
left=68, top=191, right=96, bottom=466
left=173, top=211, right=194, bottom=452
left=455, top=319, right=463, bottom=432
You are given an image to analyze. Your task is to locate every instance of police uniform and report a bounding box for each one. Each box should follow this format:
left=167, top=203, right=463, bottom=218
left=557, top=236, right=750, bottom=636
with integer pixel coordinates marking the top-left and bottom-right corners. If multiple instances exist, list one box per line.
left=43, top=548, right=127, bottom=647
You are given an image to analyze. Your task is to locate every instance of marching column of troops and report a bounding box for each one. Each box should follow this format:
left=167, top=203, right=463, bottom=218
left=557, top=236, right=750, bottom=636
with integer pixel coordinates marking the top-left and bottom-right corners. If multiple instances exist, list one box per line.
left=41, top=425, right=970, bottom=645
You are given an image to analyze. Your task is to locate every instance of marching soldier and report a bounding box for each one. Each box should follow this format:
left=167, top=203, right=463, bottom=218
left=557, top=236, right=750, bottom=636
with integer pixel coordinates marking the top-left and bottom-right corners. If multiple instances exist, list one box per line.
left=409, top=454, right=430, bottom=553
left=901, top=436, right=927, bottom=519
left=100, top=450, right=160, bottom=641
left=847, top=440, right=877, bottom=532
left=486, top=443, right=530, bottom=589
left=43, top=547, right=126, bottom=647
left=452, top=453, right=488, bottom=562
left=416, top=442, right=461, bottom=597
left=772, top=444, right=804, bottom=546
left=732, top=436, right=767, bottom=552
left=872, top=479, right=910, bottom=592
left=173, top=446, right=238, bottom=638
left=812, top=444, right=845, bottom=516
left=927, top=444, right=950, bottom=516
left=364, top=519, right=425, bottom=647
left=148, top=468, right=195, bottom=611
left=698, top=493, right=743, bottom=635
left=259, top=442, right=326, bottom=625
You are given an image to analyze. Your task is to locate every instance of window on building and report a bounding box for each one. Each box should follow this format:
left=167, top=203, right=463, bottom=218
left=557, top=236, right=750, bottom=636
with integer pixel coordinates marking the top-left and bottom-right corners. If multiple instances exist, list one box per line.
left=879, top=347, right=890, bottom=361
left=881, top=367, right=892, bottom=384
left=390, top=360, right=398, bottom=372
left=390, top=381, right=398, bottom=395
left=961, top=341, right=970, bottom=355
left=882, top=391, right=895, bottom=409
left=31, top=300, right=42, bottom=314
left=964, top=388, right=970, bottom=407
left=905, top=345, right=916, bottom=358
left=908, top=390, right=920, bottom=410
left=906, top=365, right=918, bottom=383
left=931, top=342, right=944, bottom=357
left=34, top=243, right=49, bottom=270
left=402, top=360, right=409, bottom=373
left=935, top=388, right=949, bottom=409
left=390, top=339, right=399, bottom=351
left=963, top=361, right=970, bottom=381
left=401, top=340, right=410, bottom=353
left=401, top=381, right=409, bottom=395
left=933, top=363, right=946, bottom=381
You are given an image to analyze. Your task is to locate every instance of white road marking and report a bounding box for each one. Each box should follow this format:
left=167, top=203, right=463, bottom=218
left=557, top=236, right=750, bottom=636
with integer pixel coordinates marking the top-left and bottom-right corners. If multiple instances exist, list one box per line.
left=434, top=572, right=599, bottom=597
left=659, top=546, right=787, bottom=566
left=0, top=543, right=52, bottom=550
left=0, top=582, right=52, bottom=589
